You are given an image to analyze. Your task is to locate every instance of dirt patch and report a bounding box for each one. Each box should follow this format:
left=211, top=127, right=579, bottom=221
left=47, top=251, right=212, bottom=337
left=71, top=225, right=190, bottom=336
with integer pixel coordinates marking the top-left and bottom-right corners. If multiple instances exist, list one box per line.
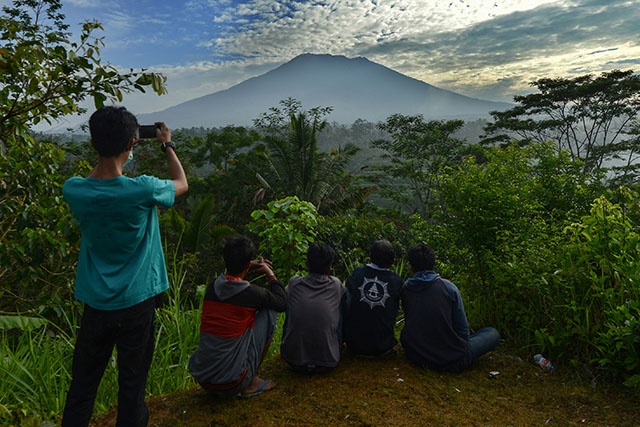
left=91, top=350, right=640, bottom=426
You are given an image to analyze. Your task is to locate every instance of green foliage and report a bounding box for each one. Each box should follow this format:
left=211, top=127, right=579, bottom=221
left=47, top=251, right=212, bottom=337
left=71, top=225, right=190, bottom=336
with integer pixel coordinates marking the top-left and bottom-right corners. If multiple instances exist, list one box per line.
left=0, top=0, right=167, bottom=312
left=370, top=114, right=465, bottom=218
left=125, top=138, right=172, bottom=179
left=436, top=142, right=605, bottom=348
left=539, top=189, right=640, bottom=381
left=160, top=198, right=235, bottom=294
left=249, top=196, right=318, bottom=279
left=595, top=300, right=640, bottom=387
left=0, top=251, right=202, bottom=425
left=179, top=126, right=268, bottom=230
left=470, top=224, right=564, bottom=343
left=253, top=98, right=368, bottom=214
left=439, top=143, right=546, bottom=255
left=164, top=197, right=232, bottom=254
left=0, top=136, right=77, bottom=311
left=0, top=315, right=46, bottom=331
left=0, top=0, right=167, bottom=140
left=313, top=209, right=446, bottom=281
left=0, top=313, right=75, bottom=426
left=187, top=125, right=262, bottom=171
left=316, top=213, right=404, bottom=279
left=147, top=251, right=201, bottom=396
left=397, top=136, right=640, bottom=386
left=3, top=10, right=640, bottom=412
left=439, top=141, right=602, bottom=255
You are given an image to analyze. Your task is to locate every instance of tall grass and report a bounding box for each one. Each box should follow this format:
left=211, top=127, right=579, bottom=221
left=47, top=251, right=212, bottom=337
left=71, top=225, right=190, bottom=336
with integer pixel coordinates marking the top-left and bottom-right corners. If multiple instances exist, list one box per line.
left=0, top=254, right=204, bottom=426
left=1, top=321, right=73, bottom=425
left=147, top=250, right=201, bottom=395
left=1, top=306, right=79, bottom=426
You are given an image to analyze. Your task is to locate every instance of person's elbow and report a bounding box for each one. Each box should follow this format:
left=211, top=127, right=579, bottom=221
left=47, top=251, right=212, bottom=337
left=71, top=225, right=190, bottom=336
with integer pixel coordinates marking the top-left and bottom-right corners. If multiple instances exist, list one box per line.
left=173, top=180, right=189, bottom=197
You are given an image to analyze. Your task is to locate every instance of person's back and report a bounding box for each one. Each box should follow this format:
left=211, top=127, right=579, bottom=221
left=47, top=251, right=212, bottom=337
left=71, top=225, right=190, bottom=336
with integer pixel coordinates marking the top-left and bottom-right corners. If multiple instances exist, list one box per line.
left=63, top=175, right=172, bottom=308
left=281, top=243, right=346, bottom=373
left=400, top=243, right=500, bottom=372
left=344, top=240, right=403, bottom=356
left=401, top=272, right=468, bottom=370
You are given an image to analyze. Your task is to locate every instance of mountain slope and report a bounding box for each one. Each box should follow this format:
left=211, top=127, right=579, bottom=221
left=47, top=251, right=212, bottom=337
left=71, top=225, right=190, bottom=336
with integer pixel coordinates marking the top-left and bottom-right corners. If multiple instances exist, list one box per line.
left=139, top=54, right=511, bottom=128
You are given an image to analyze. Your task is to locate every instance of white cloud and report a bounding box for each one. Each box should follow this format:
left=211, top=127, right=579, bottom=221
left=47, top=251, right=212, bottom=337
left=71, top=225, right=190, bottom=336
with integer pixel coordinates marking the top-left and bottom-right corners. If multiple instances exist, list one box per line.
left=12, top=0, right=640, bottom=122
left=64, top=0, right=103, bottom=7
left=102, top=9, right=135, bottom=33
left=114, top=59, right=279, bottom=115
left=206, top=0, right=561, bottom=61
left=114, top=0, right=635, bottom=105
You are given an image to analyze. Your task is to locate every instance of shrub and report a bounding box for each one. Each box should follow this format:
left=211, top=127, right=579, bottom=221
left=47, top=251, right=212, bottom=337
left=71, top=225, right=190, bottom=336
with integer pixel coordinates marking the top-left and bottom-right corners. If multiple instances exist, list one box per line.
left=539, top=189, right=640, bottom=384
left=249, top=196, right=318, bottom=279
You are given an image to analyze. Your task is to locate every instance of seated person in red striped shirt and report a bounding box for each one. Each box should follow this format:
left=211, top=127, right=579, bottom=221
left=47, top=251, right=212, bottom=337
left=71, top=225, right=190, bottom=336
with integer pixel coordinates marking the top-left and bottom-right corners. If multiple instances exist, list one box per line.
left=188, top=236, right=287, bottom=398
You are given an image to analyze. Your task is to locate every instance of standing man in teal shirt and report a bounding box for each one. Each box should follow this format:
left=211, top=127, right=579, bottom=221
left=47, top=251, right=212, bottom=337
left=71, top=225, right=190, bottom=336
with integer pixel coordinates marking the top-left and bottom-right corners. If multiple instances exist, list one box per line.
left=61, top=106, right=188, bottom=426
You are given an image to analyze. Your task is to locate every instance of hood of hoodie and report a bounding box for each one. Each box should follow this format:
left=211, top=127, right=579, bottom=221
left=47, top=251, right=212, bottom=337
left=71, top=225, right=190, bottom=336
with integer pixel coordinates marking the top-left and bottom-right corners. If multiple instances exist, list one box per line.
left=292, top=273, right=340, bottom=289
left=213, top=274, right=251, bottom=301
left=404, top=270, right=441, bottom=291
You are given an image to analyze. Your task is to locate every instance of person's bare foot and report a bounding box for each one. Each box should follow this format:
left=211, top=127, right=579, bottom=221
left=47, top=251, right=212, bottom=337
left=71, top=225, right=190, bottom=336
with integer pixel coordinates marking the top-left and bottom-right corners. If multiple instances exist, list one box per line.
left=238, top=376, right=275, bottom=398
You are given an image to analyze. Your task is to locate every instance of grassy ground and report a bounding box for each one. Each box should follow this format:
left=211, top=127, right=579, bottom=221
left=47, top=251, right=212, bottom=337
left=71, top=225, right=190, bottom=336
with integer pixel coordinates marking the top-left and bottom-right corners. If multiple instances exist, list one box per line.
left=89, top=348, right=640, bottom=426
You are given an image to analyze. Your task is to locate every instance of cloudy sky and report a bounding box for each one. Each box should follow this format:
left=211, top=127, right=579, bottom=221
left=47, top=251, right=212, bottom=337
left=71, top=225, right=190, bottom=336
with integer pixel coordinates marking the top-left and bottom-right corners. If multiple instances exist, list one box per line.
left=4, top=0, right=640, bottom=121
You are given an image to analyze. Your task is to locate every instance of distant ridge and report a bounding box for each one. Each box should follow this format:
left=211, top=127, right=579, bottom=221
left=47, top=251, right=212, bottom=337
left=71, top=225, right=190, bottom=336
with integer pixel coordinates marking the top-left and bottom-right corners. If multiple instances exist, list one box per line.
left=138, top=53, right=512, bottom=128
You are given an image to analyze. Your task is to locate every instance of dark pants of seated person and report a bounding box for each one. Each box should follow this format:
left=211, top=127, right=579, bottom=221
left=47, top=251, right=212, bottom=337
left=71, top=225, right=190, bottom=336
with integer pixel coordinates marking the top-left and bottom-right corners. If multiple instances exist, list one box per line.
left=445, top=327, right=500, bottom=373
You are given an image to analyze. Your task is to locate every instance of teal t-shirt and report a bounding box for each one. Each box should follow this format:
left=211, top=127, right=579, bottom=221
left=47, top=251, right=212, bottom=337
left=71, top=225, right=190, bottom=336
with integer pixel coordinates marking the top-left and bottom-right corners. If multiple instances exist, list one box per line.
left=62, top=174, right=175, bottom=310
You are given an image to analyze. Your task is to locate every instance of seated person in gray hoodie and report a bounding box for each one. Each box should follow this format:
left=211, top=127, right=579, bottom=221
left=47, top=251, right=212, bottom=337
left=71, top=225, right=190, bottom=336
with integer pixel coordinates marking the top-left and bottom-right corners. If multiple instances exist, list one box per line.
left=281, top=243, right=346, bottom=374
left=188, top=236, right=286, bottom=397
left=400, top=243, right=499, bottom=372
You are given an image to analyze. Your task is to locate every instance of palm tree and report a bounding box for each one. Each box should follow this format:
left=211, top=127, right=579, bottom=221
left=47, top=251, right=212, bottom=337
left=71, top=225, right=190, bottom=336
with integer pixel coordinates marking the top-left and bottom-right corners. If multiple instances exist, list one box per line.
left=254, top=99, right=371, bottom=214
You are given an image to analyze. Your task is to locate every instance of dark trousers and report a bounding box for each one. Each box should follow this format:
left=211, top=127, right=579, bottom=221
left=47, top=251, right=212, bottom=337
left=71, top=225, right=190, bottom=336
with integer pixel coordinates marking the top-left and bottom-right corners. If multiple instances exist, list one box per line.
left=447, top=327, right=501, bottom=373
left=62, top=298, right=156, bottom=427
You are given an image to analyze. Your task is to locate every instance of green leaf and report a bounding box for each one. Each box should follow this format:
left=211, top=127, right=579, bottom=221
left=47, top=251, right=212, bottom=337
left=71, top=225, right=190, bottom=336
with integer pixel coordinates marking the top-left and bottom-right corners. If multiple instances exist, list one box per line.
left=0, top=316, right=47, bottom=331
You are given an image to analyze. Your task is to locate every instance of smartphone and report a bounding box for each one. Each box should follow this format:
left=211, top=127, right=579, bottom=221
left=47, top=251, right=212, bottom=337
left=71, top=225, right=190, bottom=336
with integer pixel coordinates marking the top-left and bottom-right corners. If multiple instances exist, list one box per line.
left=138, top=124, right=159, bottom=139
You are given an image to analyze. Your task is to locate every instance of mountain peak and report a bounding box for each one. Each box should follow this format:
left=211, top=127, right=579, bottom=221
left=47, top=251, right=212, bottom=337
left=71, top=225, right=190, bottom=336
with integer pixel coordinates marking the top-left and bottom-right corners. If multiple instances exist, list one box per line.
left=139, top=54, right=511, bottom=128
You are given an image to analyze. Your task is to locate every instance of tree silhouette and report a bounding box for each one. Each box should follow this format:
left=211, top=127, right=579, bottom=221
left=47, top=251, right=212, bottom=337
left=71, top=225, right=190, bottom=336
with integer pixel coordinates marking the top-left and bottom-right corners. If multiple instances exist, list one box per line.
left=483, top=69, right=640, bottom=183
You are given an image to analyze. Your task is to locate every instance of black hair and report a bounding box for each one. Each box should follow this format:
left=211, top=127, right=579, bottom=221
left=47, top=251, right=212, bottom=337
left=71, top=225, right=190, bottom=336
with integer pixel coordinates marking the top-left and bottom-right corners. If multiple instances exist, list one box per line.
left=223, top=236, right=256, bottom=275
left=307, top=243, right=335, bottom=274
left=369, top=239, right=395, bottom=268
left=89, top=106, right=138, bottom=157
left=406, top=243, right=436, bottom=272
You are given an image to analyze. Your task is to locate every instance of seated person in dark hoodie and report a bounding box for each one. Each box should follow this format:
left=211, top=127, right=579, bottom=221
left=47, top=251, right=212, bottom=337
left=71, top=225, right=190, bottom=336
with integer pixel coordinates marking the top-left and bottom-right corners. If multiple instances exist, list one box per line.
left=188, top=236, right=286, bottom=397
left=343, top=239, right=404, bottom=357
left=280, top=243, right=346, bottom=374
left=400, top=243, right=499, bottom=372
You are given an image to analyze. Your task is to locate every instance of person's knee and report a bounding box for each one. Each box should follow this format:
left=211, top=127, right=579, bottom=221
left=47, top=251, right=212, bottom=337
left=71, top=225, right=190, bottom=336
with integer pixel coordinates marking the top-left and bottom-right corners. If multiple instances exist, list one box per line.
left=487, top=327, right=500, bottom=348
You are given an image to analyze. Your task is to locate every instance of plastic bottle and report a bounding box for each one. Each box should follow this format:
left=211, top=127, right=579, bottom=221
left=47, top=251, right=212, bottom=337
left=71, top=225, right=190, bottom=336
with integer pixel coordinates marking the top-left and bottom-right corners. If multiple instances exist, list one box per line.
left=533, top=354, right=554, bottom=370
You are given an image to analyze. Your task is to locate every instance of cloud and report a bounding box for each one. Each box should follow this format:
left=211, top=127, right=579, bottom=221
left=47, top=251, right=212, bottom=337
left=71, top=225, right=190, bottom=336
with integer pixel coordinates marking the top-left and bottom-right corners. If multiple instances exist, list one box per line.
left=113, top=0, right=639, bottom=107
left=65, top=0, right=103, bottom=7
left=102, top=9, right=135, bottom=33
left=203, top=0, right=560, bottom=62
left=173, top=0, right=633, bottom=103
left=37, top=0, right=639, bottom=112
left=116, top=58, right=281, bottom=114
left=351, top=0, right=640, bottom=100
